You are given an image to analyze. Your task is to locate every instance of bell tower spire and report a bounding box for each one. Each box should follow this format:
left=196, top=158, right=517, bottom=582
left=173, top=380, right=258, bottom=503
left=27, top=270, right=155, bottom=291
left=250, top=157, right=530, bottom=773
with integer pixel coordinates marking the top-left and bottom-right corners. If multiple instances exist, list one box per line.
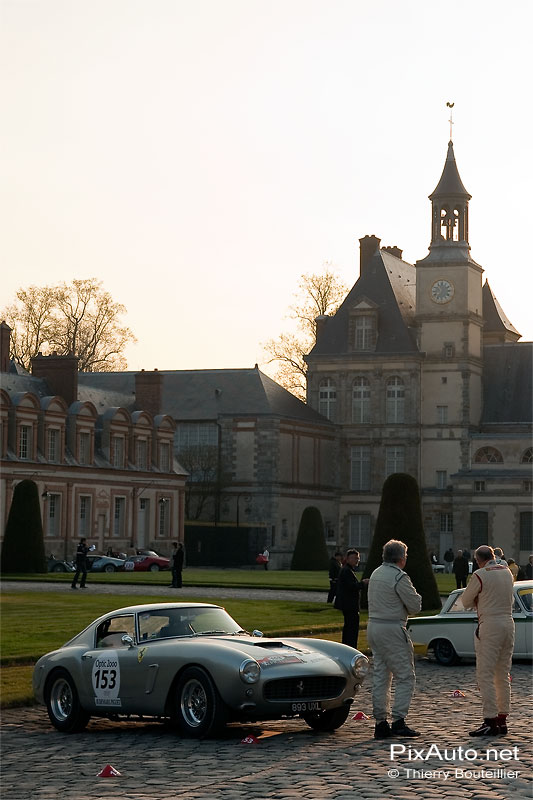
left=429, top=140, right=471, bottom=248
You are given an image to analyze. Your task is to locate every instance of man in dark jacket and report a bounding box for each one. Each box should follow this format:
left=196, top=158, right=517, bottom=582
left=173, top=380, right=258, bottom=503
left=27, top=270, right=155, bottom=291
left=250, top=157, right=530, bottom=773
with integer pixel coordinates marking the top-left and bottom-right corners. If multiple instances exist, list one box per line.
left=171, top=542, right=184, bottom=588
left=327, top=552, right=342, bottom=603
left=452, top=549, right=469, bottom=589
left=334, top=549, right=368, bottom=648
left=71, top=537, right=89, bottom=589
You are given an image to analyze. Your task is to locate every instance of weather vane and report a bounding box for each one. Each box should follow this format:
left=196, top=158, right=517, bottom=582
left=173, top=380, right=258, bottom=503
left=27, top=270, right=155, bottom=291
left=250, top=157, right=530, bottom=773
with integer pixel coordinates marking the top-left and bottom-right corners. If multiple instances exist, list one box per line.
left=446, top=101, right=454, bottom=141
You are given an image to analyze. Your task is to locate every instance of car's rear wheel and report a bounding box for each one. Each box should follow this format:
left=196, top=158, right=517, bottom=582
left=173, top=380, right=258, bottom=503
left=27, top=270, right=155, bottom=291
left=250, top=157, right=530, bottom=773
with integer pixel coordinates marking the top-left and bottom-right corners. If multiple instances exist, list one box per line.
left=45, top=669, right=90, bottom=733
left=175, top=667, right=226, bottom=737
left=52, top=564, right=65, bottom=573
left=303, top=704, right=351, bottom=732
left=104, top=564, right=116, bottom=573
left=149, top=563, right=160, bottom=572
left=432, top=638, right=460, bottom=666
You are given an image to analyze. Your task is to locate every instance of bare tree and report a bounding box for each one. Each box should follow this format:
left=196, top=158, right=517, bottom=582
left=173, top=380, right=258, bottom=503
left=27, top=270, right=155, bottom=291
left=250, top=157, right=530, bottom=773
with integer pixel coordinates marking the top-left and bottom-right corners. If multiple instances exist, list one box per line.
left=263, top=265, right=348, bottom=399
left=2, top=278, right=136, bottom=372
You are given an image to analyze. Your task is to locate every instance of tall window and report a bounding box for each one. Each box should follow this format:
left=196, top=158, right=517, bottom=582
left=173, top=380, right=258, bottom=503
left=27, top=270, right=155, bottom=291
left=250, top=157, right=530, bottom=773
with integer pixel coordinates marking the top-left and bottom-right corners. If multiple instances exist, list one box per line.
left=47, top=429, right=59, bottom=462
left=113, top=497, right=125, bottom=537
left=474, top=447, right=503, bottom=464
left=437, top=405, right=448, bottom=424
left=352, top=377, right=371, bottom=423
left=351, top=446, right=371, bottom=491
left=386, top=446, right=405, bottom=476
left=136, top=439, right=148, bottom=469
left=79, top=432, right=90, bottom=465
left=19, top=425, right=31, bottom=459
left=319, top=379, right=337, bottom=421
left=79, top=496, right=91, bottom=537
left=470, top=511, right=488, bottom=550
left=47, top=494, right=60, bottom=537
left=159, top=500, right=170, bottom=537
left=520, top=512, right=532, bottom=551
left=436, top=470, right=447, bottom=489
left=386, top=377, right=405, bottom=423
left=354, top=316, right=376, bottom=351
left=112, top=436, right=125, bottom=468
left=348, top=514, right=371, bottom=561
left=160, top=442, right=171, bottom=471
left=440, top=512, right=453, bottom=533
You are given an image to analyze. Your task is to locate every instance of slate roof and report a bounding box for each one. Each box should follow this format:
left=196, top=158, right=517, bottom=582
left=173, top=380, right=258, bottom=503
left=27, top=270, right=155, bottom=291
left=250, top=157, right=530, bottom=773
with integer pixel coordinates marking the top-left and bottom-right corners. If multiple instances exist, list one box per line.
left=429, top=140, right=471, bottom=199
left=481, top=343, right=533, bottom=423
left=482, top=282, right=521, bottom=338
left=77, top=368, right=331, bottom=425
left=308, top=248, right=419, bottom=358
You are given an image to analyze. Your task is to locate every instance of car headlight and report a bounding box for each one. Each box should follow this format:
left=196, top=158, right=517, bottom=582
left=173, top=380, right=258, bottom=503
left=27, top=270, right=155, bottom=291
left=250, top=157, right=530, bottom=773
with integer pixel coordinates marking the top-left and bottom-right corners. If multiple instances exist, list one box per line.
left=351, top=653, right=369, bottom=680
left=239, top=659, right=260, bottom=684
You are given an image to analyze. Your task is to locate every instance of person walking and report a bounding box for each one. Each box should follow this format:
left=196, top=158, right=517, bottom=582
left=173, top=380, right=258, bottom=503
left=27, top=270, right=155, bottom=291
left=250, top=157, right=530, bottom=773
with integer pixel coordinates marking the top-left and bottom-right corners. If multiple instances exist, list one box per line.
left=443, top=548, right=454, bottom=574
left=334, top=549, right=368, bottom=648
left=71, top=537, right=89, bottom=589
left=452, top=549, right=469, bottom=589
left=262, top=547, right=269, bottom=570
left=170, top=542, right=184, bottom=588
left=367, top=539, right=422, bottom=739
left=327, top=552, right=342, bottom=604
left=462, top=545, right=515, bottom=736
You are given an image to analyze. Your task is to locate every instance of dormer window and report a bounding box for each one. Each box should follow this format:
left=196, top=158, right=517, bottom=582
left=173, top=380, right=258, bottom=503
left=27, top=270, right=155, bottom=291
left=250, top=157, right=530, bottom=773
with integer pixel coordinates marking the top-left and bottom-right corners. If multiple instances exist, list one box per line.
left=355, top=315, right=376, bottom=350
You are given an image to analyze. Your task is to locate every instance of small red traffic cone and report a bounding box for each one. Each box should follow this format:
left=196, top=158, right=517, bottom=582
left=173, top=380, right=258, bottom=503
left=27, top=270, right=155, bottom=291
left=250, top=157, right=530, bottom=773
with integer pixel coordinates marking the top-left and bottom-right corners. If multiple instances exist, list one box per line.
left=240, top=734, right=260, bottom=744
left=97, top=764, right=122, bottom=778
left=352, top=711, right=370, bottom=720
left=451, top=690, right=465, bottom=697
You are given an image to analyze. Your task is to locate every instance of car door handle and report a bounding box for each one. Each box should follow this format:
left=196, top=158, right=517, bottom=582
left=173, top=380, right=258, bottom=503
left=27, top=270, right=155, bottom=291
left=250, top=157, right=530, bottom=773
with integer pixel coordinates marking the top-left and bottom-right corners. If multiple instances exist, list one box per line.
left=81, top=654, right=93, bottom=660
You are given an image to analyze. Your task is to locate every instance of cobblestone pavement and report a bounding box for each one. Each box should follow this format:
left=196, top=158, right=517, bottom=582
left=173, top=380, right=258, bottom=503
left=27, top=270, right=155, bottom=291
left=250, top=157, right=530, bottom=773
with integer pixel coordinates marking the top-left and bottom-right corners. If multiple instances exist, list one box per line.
left=2, top=661, right=532, bottom=800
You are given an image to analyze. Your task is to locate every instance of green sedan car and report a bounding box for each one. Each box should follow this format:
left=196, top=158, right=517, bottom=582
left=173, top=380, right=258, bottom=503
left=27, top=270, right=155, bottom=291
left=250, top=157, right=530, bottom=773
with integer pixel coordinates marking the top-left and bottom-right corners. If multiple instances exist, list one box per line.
left=33, top=602, right=369, bottom=737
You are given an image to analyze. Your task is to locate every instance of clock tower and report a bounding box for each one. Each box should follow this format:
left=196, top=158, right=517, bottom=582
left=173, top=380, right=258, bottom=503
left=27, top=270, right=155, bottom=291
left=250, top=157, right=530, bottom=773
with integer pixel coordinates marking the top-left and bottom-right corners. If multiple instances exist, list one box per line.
left=416, top=140, right=484, bottom=472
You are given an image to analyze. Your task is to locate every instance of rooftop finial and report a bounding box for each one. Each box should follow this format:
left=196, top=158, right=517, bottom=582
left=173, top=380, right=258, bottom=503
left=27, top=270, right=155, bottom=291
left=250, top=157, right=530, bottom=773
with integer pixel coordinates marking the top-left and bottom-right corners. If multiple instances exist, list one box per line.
left=446, top=101, right=454, bottom=141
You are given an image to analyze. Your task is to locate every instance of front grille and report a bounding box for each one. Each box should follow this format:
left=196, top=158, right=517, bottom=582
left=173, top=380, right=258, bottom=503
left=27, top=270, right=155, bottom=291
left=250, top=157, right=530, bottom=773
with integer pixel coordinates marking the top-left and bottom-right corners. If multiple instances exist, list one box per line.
left=263, top=676, right=346, bottom=701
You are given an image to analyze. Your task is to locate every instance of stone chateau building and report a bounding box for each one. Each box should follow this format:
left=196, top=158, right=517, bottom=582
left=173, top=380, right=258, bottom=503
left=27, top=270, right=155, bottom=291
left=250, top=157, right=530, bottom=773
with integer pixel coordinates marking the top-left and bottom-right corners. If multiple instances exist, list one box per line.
left=1, top=139, right=531, bottom=567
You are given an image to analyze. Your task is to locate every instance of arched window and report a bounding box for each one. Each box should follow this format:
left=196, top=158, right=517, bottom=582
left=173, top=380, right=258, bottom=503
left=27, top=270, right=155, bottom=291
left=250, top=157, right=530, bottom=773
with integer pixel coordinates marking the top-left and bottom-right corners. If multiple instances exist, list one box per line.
left=386, top=376, right=405, bottom=423
left=521, top=448, right=533, bottom=464
left=474, top=447, right=503, bottom=464
left=352, top=377, right=371, bottom=423
left=319, top=379, right=336, bottom=421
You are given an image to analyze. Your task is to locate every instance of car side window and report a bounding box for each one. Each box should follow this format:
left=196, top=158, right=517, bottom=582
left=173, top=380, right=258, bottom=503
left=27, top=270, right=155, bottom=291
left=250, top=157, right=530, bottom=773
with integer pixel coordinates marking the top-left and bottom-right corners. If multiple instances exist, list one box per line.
left=96, top=615, right=135, bottom=648
left=517, top=589, right=533, bottom=614
left=447, top=595, right=467, bottom=613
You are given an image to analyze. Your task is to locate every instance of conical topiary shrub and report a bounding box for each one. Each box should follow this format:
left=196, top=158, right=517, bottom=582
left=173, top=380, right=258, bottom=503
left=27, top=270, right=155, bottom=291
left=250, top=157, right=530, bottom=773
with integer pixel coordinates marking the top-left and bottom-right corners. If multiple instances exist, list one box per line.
left=362, top=473, right=441, bottom=610
left=291, top=506, right=329, bottom=570
left=1, top=480, right=47, bottom=573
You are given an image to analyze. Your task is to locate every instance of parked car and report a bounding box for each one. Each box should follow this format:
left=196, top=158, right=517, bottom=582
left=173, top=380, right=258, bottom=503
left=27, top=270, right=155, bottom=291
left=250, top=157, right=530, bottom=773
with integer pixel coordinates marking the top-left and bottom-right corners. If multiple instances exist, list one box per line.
left=124, top=554, right=170, bottom=572
left=407, top=580, right=533, bottom=665
left=47, top=556, right=75, bottom=573
left=33, top=602, right=369, bottom=736
left=88, top=555, right=126, bottom=573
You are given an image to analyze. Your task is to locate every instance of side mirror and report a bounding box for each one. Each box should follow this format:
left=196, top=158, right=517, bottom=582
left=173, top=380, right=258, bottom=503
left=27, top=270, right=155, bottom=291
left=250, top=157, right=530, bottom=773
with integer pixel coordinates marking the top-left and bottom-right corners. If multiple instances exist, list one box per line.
left=121, top=634, right=134, bottom=648
left=252, top=630, right=264, bottom=638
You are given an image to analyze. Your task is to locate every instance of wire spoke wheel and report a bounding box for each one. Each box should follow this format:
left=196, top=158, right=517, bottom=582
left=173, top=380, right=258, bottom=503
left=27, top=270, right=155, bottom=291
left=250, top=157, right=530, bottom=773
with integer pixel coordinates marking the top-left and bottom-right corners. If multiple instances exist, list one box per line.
left=181, top=678, right=208, bottom=727
left=175, top=667, right=226, bottom=737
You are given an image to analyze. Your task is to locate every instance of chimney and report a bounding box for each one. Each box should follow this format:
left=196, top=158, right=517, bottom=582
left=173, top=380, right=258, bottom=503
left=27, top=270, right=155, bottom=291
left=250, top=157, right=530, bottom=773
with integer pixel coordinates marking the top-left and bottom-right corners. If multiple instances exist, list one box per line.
left=31, top=352, right=79, bottom=406
left=135, top=369, right=164, bottom=416
left=315, top=315, right=329, bottom=340
left=359, top=235, right=381, bottom=275
left=382, top=245, right=403, bottom=259
left=0, top=321, right=12, bottom=373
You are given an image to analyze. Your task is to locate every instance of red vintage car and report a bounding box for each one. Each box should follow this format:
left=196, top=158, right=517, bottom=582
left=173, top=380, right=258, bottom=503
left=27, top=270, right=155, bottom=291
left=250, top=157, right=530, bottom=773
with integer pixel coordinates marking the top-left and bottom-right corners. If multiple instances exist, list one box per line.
left=124, top=551, right=170, bottom=572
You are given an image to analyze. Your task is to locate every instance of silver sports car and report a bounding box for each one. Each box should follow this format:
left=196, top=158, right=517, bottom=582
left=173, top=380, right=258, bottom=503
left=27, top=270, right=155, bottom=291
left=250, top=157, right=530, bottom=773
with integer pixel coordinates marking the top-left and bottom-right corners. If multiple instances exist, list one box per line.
left=33, top=602, right=368, bottom=737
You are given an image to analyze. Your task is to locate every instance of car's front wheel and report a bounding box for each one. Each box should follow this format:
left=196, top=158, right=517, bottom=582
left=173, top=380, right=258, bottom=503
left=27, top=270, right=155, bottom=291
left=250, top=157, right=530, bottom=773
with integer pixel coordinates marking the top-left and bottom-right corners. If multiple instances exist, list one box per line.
left=52, top=564, right=65, bottom=573
left=174, top=667, right=226, bottom=737
left=303, top=704, right=351, bottom=732
left=104, top=564, right=116, bottom=573
left=45, top=669, right=90, bottom=733
left=432, top=638, right=460, bottom=666
left=149, top=563, right=160, bottom=572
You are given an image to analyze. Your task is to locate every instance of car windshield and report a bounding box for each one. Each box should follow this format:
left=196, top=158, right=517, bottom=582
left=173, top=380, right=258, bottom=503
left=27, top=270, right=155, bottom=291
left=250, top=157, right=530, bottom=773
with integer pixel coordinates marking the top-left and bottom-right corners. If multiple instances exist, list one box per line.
left=446, top=594, right=470, bottom=613
left=137, top=607, right=245, bottom=641
left=517, top=588, right=533, bottom=614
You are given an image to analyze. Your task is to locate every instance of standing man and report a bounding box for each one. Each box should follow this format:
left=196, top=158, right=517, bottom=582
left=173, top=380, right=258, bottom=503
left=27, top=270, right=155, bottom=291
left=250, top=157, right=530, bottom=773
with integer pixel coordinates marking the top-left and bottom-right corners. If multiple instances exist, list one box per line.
left=367, top=540, right=422, bottom=739
left=443, top=547, right=454, bottom=573
left=452, top=549, right=469, bottom=589
left=327, top=552, right=342, bottom=604
left=71, top=537, right=89, bottom=590
left=462, top=545, right=515, bottom=736
left=170, top=542, right=184, bottom=588
left=262, top=547, right=269, bottom=570
left=525, top=555, right=533, bottom=580
left=335, top=549, right=368, bottom=649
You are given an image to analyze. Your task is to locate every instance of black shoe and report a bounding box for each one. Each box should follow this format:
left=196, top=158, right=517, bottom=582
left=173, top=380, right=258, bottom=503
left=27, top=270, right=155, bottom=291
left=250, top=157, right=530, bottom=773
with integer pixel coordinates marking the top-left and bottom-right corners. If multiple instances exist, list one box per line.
left=71, top=586, right=77, bottom=589
left=469, top=718, right=500, bottom=737
left=497, top=715, right=508, bottom=735
left=391, top=719, right=420, bottom=737
left=374, top=720, right=391, bottom=739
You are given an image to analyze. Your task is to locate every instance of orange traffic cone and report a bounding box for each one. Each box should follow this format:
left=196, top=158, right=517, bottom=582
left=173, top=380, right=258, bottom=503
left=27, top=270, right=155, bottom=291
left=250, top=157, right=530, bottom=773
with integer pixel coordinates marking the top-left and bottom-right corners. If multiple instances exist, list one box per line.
left=97, top=764, right=122, bottom=778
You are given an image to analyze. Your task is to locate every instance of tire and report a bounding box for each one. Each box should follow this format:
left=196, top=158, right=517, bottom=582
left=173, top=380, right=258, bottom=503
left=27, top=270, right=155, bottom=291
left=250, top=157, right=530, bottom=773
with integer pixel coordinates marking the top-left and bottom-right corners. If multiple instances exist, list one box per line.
left=174, top=667, right=227, bottom=738
left=432, top=638, right=461, bottom=666
left=52, top=564, right=65, bottom=573
left=303, top=704, right=351, bottom=732
left=149, top=563, right=160, bottom=572
left=104, top=564, right=116, bottom=573
left=44, top=669, right=90, bottom=733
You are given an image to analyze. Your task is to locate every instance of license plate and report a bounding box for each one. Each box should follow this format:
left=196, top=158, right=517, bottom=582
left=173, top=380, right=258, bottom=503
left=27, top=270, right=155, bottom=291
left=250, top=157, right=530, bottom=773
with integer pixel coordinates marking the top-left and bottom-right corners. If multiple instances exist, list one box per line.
left=291, top=701, right=321, bottom=712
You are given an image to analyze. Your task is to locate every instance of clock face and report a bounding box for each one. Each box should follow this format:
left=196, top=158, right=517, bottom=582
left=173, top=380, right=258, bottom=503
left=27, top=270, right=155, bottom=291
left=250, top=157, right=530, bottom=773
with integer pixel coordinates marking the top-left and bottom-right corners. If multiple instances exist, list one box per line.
left=431, top=279, right=454, bottom=304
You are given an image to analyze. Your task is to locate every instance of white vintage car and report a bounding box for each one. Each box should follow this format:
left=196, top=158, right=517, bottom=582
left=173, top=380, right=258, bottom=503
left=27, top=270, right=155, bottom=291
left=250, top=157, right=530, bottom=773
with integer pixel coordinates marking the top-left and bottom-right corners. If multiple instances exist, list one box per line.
left=407, top=580, right=533, bottom=665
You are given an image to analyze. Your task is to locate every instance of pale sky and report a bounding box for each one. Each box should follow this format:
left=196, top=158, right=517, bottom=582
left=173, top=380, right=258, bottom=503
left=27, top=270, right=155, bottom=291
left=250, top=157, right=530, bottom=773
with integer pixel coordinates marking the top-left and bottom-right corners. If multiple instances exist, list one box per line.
left=2, top=0, right=532, bottom=376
